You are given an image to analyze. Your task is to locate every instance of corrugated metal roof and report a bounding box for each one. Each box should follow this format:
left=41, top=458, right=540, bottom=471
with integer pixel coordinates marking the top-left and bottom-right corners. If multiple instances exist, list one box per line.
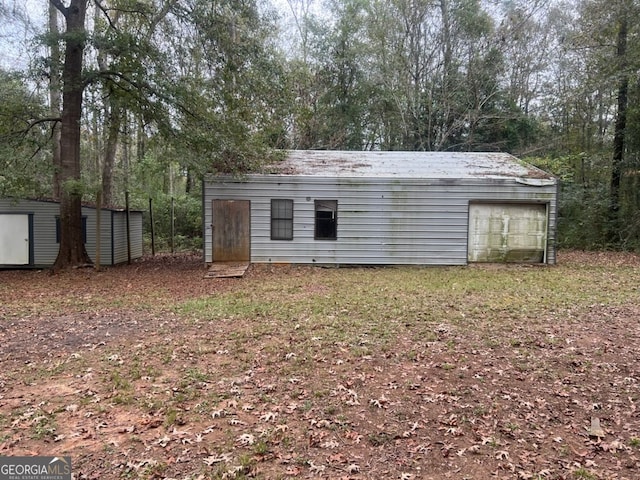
left=267, top=150, right=554, bottom=180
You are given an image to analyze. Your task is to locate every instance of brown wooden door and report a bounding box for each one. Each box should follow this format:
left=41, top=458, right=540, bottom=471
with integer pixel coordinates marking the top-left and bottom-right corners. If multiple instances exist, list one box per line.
left=212, top=200, right=250, bottom=262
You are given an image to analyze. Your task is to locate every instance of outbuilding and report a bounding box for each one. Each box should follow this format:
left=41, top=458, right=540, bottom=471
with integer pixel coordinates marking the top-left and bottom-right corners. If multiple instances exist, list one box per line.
left=203, top=150, right=558, bottom=266
left=0, top=198, right=143, bottom=268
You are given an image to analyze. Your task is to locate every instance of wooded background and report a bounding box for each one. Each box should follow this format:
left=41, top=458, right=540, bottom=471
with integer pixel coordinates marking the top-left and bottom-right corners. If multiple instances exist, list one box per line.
left=1, top=0, right=638, bottom=265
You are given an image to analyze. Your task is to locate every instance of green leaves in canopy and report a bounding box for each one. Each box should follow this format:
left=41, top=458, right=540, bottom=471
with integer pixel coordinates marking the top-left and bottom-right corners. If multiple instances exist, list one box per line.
left=0, top=70, right=52, bottom=197
left=157, top=0, right=285, bottom=173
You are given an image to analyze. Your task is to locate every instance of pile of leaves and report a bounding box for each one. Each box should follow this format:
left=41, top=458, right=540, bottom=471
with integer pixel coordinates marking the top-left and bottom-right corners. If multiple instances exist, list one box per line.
left=1, top=251, right=639, bottom=480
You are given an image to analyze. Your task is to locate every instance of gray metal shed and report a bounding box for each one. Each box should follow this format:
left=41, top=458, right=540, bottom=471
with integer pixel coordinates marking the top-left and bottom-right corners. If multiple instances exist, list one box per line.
left=0, top=198, right=143, bottom=268
left=203, top=150, right=558, bottom=266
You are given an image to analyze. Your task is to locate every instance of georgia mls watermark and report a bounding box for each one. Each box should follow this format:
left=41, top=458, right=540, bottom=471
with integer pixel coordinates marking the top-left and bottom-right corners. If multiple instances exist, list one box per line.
left=0, top=457, right=71, bottom=480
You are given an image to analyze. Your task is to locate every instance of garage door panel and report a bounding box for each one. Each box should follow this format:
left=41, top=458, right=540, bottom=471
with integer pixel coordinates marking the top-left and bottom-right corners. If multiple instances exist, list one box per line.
left=468, top=204, right=547, bottom=263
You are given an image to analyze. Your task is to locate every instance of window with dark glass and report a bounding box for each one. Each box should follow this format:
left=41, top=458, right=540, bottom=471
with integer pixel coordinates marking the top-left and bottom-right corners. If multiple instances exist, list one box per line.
left=271, top=199, right=294, bottom=240
left=314, top=200, right=337, bottom=240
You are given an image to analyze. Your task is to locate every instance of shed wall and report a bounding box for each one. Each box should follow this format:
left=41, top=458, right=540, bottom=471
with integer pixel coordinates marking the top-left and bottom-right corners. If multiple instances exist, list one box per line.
left=203, top=176, right=558, bottom=265
left=0, top=199, right=143, bottom=268
left=82, top=205, right=114, bottom=265
left=111, top=211, right=143, bottom=264
left=0, top=199, right=62, bottom=267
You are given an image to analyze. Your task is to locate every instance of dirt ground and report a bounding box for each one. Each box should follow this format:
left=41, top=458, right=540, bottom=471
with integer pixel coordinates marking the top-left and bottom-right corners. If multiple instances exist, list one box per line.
left=1, top=251, right=639, bottom=480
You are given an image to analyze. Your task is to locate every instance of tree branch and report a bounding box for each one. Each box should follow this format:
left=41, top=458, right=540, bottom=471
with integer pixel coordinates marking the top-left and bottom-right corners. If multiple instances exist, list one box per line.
left=0, top=117, right=60, bottom=162
left=0, top=115, right=53, bottom=136
left=13, top=117, right=62, bottom=149
left=83, top=69, right=199, bottom=119
left=93, top=0, right=118, bottom=30
left=49, top=0, right=68, bottom=17
left=148, top=0, right=178, bottom=34
left=92, top=1, right=152, bottom=19
left=24, top=117, right=62, bottom=134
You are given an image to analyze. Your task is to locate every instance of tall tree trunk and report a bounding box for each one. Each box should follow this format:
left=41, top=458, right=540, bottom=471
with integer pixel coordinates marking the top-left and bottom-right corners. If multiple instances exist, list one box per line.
left=186, top=168, right=192, bottom=194
left=49, top=3, right=62, bottom=200
left=96, top=2, right=120, bottom=208
left=102, top=104, right=121, bottom=207
left=51, top=0, right=92, bottom=270
left=609, top=15, right=628, bottom=244
left=137, top=116, right=146, bottom=162
left=122, top=109, right=130, bottom=193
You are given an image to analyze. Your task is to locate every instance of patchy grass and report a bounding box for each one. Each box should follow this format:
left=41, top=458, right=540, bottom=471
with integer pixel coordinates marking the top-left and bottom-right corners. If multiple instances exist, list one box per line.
left=1, top=251, right=640, bottom=479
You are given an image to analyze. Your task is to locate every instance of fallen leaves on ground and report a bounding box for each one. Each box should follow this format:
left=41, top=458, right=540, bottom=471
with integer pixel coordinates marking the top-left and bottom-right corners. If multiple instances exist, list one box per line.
left=0, top=251, right=639, bottom=479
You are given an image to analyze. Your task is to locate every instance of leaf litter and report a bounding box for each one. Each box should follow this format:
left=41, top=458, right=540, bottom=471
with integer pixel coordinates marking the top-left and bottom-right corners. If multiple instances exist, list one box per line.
left=0, top=251, right=639, bottom=479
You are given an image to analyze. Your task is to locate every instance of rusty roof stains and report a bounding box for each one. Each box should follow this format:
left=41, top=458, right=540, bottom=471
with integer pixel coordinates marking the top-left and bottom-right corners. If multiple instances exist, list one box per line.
left=263, top=150, right=555, bottom=181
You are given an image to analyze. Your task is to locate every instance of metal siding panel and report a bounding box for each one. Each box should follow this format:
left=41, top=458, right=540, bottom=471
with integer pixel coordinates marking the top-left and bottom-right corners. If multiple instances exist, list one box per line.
left=111, top=210, right=115, bottom=265
left=547, top=182, right=559, bottom=264
left=107, top=211, right=144, bottom=263
left=92, top=209, right=143, bottom=265
left=109, top=211, right=143, bottom=264
left=82, top=206, right=115, bottom=266
left=202, top=178, right=207, bottom=264
left=37, top=204, right=61, bottom=267
left=203, top=175, right=558, bottom=266
left=130, top=212, right=143, bottom=259
left=112, top=213, right=128, bottom=264
left=104, top=210, right=115, bottom=264
left=203, top=184, right=214, bottom=263
left=82, top=207, right=95, bottom=262
left=0, top=199, right=145, bottom=268
left=0, top=199, right=61, bottom=267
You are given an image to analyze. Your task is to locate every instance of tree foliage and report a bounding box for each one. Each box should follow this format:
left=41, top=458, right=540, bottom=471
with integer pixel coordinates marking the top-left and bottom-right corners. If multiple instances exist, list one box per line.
left=2, top=0, right=640, bottom=255
left=1, top=0, right=284, bottom=267
left=0, top=70, right=52, bottom=197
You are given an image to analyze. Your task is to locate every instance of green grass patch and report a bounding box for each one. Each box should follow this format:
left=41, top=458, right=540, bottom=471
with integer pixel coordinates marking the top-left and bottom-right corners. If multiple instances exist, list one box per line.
left=177, top=264, right=640, bottom=352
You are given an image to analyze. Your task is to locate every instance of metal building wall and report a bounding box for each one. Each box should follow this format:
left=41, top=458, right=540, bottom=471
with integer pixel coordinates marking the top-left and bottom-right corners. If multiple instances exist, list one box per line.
left=112, top=212, right=127, bottom=265
left=82, top=205, right=113, bottom=265
left=0, top=199, right=62, bottom=267
left=128, top=212, right=144, bottom=260
left=0, top=198, right=144, bottom=268
left=203, top=175, right=557, bottom=266
left=111, top=211, right=143, bottom=265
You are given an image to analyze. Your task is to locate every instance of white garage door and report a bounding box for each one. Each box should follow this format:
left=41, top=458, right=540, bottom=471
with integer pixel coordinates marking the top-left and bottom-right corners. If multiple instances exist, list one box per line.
left=0, top=214, right=30, bottom=265
left=468, top=203, right=547, bottom=263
